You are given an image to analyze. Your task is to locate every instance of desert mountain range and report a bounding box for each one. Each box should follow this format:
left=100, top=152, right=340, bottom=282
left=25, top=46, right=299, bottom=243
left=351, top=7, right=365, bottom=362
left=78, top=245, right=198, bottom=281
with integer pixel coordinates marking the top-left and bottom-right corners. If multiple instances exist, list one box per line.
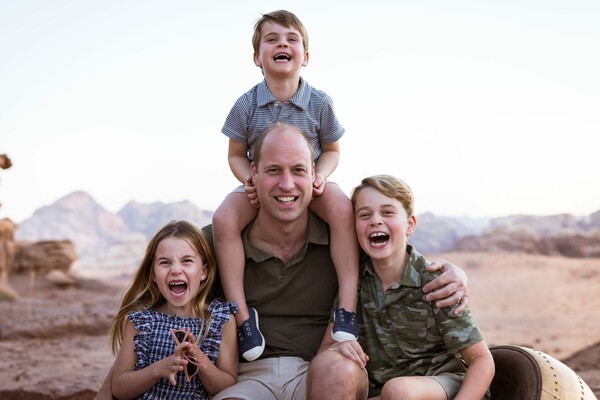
left=13, top=191, right=600, bottom=273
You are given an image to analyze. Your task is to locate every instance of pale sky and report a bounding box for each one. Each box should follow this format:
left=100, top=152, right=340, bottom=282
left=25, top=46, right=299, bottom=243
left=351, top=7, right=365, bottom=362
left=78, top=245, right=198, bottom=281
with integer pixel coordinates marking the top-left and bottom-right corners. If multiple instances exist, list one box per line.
left=2, top=0, right=599, bottom=223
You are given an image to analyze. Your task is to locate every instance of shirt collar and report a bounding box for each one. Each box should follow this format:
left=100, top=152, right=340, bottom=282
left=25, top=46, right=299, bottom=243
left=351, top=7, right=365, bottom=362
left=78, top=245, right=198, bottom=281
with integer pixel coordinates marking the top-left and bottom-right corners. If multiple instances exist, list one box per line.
left=360, top=244, right=427, bottom=288
left=256, top=77, right=310, bottom=110
left=242, top=211, right=329, bottom=263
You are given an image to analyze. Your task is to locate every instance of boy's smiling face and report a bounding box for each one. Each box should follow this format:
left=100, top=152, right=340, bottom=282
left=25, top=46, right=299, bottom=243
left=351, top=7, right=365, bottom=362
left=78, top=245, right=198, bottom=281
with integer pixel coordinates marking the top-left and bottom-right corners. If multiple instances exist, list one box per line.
left=354, top=187, right=416, bottom=265
left=254, top=21, right=309, bottom=77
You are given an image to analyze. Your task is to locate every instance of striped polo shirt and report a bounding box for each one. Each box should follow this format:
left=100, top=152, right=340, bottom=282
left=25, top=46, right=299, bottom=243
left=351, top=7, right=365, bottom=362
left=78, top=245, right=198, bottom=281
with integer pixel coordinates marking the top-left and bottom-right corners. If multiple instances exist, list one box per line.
left=221, top=77, right=345, bottom=161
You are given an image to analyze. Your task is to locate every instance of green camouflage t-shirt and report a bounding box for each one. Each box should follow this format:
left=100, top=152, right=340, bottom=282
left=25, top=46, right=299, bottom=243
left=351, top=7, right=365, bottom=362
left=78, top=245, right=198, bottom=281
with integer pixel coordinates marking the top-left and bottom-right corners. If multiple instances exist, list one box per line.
left=357, top=245, right=483, bottom=387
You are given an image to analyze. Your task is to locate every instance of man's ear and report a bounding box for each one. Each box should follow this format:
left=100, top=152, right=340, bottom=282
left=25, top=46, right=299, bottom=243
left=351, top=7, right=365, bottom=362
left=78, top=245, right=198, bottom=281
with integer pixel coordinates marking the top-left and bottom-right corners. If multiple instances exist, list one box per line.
left=250, top=162, right=257, bottom=185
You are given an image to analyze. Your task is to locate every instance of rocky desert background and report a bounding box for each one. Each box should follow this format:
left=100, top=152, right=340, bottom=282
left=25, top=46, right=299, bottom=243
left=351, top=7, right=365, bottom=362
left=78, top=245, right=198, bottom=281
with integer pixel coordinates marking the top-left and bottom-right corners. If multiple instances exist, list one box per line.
left=1, top=191, right=599, bottom=399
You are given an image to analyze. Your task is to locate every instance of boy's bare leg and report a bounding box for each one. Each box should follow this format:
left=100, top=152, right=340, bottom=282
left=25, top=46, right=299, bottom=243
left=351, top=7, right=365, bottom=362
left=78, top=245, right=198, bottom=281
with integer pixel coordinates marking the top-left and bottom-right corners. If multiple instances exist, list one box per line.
left=310, top=183, right=359, bottom=314
left=213, top=191, right=264, bottom=361
left=212, top=192, right=258, bottom=325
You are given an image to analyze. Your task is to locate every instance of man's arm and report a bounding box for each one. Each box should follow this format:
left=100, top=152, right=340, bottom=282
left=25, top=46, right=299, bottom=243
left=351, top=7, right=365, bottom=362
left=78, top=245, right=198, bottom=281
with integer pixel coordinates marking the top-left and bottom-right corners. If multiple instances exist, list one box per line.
left=93, top=364, right=115, bottom=400
left=423, top=260, right=469, bottom=315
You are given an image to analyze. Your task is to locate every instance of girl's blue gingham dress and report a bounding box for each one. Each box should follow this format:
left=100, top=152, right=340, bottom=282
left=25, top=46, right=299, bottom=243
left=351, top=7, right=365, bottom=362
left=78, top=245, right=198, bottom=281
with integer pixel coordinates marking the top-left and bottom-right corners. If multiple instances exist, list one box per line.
left=128, top=299, right=236, bottom=399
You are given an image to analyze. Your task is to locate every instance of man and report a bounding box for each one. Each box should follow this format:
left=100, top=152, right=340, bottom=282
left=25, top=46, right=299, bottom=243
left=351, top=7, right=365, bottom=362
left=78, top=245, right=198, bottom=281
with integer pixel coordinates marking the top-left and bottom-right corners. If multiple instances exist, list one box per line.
left=94, top=123, right=468, bottom=399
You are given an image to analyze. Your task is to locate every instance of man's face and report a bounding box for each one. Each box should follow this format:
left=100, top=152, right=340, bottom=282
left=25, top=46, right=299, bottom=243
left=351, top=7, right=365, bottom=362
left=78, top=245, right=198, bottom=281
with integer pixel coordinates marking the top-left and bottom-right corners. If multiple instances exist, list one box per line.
left=252, top=127, right=315, bottom=224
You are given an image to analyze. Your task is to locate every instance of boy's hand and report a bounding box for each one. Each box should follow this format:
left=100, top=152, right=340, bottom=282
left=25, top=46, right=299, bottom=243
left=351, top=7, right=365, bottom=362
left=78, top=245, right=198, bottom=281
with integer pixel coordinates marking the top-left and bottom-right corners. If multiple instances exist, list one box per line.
left=422, top=260, right=469, bottom=315
left=244, top=175, right=259, bottom=208
left=312, top=174, right=326, bottom=197
left=328, top=340, right=369, bottom=368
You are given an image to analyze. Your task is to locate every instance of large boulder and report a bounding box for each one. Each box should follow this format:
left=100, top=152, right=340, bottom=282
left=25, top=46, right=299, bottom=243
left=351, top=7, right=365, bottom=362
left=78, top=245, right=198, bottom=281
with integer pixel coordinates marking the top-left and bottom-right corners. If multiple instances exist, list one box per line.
left=14, top=240, right=77, bottom=275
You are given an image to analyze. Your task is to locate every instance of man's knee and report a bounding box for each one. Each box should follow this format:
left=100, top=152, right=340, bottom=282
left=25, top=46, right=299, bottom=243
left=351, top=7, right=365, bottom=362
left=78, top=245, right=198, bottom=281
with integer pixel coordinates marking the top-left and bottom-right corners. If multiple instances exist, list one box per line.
left=309, top=350, right=367, bottom=399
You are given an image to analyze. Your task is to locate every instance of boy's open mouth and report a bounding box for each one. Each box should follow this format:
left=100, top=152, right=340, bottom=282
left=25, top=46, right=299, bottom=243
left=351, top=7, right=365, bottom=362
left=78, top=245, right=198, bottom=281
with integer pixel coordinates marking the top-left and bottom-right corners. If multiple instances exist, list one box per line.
left=274, top=53, right=291, bottom=61
left=369, top=232, right=390, bottom=246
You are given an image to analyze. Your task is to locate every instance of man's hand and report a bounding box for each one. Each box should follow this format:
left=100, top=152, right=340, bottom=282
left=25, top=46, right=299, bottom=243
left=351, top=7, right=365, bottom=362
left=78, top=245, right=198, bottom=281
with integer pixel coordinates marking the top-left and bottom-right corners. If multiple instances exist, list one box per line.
left=423, top=260, right=469, bottom=315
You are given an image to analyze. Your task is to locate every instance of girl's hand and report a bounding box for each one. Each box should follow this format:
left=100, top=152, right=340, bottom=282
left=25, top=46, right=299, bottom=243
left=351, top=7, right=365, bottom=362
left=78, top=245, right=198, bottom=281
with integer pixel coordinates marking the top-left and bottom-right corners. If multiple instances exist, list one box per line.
left=184, top=340, right=210, bottom=374
left=244, top=175, right=259, bottom=208
left=158, top=341, right=190, bottom=386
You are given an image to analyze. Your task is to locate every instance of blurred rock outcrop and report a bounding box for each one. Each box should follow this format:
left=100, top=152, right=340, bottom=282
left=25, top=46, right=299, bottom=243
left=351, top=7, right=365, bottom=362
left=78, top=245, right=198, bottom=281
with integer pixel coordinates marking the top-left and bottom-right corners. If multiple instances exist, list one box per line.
left=0, top=217, right=17, bottom=301
left=14, top=240, right=77, bottom=274
left=15, top=191, right=213, bottom=272
left=453, top=214, right=600, bottom=257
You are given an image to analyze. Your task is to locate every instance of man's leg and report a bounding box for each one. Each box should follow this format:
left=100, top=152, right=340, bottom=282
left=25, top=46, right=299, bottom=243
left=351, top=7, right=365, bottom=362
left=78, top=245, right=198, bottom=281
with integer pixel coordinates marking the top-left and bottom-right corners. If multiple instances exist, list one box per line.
left=308, top=347, right=368, bottom=400
left=212, top=358, right=278, bottom=400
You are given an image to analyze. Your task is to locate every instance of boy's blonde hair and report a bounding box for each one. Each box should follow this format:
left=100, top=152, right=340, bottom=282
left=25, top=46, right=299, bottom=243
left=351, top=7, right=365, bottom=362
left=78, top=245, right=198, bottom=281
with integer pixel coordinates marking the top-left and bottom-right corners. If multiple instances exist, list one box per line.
left=252, top=10, right=309, bottom=53
left=351, top=175, right=415, bottom=217
left=109, top=220, right=216, bottom=355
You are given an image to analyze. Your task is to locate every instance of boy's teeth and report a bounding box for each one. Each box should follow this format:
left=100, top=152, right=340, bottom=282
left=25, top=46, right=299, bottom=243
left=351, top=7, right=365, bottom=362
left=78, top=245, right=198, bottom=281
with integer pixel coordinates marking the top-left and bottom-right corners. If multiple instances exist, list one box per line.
left=278, top=196, right=294, bottom=203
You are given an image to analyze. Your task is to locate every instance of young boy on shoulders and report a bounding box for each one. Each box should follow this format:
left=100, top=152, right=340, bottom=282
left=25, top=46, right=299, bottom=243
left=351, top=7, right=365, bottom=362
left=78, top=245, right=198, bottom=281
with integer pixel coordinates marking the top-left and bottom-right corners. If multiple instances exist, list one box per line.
left=212, top=9, right=359, bottom=362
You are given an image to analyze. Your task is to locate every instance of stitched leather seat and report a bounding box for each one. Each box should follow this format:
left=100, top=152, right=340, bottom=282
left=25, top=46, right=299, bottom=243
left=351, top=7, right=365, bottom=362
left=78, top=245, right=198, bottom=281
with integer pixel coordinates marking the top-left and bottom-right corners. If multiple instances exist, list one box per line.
left=489, top=345, right=597, bottom=400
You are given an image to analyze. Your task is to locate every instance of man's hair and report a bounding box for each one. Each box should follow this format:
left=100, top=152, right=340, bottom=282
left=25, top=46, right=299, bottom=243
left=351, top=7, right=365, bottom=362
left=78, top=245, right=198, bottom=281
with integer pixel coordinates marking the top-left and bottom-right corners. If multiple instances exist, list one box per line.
left=253, top=122, right=314, bottom=167
left=351, top=175, right=415, bottom=217
left=252, top=9, right=309, bottom=53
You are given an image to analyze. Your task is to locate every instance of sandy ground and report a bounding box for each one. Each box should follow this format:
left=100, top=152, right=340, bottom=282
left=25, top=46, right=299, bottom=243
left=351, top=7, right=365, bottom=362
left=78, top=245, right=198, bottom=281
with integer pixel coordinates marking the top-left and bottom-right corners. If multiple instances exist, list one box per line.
left=0, top=251, right=598, bottom=399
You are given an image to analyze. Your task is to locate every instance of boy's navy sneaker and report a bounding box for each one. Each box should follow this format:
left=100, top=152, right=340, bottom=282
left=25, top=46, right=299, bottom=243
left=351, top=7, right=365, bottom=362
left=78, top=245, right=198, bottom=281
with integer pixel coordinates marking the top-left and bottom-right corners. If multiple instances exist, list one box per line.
left=331, top=307, right=358, bottom=342
left=237, top=307, right=265, bottom=361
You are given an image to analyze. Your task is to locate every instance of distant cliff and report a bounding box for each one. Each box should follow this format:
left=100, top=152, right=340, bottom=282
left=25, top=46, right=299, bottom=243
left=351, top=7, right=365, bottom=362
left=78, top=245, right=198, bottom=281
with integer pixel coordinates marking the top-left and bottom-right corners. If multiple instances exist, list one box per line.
left=453, top=211, right=600, bottom=257
left=14, top=191, right=600, bottom=271
left=15, top=191, right=212, bottom=270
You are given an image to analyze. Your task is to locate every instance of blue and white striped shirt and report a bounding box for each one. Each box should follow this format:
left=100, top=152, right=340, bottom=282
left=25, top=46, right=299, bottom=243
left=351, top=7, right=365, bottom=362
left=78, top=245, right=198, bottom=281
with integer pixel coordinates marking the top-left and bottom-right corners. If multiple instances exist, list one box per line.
left=222, top=77, right=345, bottom=162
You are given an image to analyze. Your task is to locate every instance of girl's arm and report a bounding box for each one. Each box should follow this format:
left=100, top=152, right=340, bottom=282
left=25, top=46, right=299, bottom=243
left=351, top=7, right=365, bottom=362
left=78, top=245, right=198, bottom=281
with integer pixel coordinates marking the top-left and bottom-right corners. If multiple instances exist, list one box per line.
left=313, top=140, right=340, bottom=196
left=112, top=321, right=188, bottom=400
left=455, top=341, right=495, bottom=400
left=190, top=315, right=238, bottom=395
left=227, top=139, right=251, bottom=184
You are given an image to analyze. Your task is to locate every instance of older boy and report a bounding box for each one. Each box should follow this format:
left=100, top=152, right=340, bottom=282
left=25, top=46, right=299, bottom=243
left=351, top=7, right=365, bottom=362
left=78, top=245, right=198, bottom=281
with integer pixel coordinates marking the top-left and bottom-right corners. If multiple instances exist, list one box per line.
left=311, top=175, right=494, bottom=399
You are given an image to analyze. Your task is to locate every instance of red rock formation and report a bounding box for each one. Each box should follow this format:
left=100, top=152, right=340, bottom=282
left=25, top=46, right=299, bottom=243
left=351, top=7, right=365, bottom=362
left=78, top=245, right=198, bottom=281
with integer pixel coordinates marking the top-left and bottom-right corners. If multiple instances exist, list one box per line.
left=13, top=240, right=77, bottom=275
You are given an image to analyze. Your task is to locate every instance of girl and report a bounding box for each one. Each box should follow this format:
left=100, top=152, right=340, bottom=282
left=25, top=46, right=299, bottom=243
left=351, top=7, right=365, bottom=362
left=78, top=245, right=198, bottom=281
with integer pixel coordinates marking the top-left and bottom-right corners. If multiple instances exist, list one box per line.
left=110, top=220, right=237, bottom=399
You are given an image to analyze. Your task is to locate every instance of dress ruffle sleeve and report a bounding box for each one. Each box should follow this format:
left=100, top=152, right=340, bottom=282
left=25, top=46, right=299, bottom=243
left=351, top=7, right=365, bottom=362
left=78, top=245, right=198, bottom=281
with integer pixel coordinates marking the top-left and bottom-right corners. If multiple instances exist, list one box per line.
left=128, top=309, right=154, bottom=370
left=200, top=300, right=236, bottom=364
